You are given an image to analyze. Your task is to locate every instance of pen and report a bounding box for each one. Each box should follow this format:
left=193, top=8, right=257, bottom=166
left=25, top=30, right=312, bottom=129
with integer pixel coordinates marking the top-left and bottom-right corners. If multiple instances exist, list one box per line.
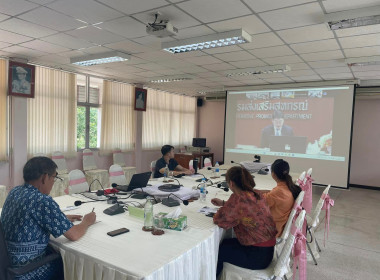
left=92, top=207, right=95, bottom=212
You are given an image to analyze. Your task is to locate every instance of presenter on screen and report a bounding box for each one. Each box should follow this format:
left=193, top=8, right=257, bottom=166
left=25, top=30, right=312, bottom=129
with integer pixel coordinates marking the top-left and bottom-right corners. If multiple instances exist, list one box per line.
left=154, top=145, right=194, bottom=178
left=261, top=110, right=294, bottom=148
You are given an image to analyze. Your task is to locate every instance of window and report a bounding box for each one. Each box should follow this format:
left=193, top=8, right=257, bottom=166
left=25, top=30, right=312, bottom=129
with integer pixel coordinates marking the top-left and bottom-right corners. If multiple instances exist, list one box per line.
left=76, top=75, right=102, bottom=150
left=0, top=59, right=7, bottom=161
left=142, top=89, right=196, bottom=149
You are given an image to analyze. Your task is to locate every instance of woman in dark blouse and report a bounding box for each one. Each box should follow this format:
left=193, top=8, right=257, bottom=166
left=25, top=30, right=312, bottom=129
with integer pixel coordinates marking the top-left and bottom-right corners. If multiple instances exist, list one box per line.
left=212, top=166, right=277, bottom=277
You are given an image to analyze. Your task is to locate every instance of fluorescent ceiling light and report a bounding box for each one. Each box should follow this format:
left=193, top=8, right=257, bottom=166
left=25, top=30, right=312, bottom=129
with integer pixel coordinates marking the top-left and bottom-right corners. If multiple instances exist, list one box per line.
left=162, top=29, right=251, bottom=54
left=225, top=65, right=291, bottom=77
left=149, top=77, right=193, bottom=83
left=325, top=5, right=380, bottom=30
left=70, top=51, right=130, bottom=66
left=345, top=56, right=380, bottom=66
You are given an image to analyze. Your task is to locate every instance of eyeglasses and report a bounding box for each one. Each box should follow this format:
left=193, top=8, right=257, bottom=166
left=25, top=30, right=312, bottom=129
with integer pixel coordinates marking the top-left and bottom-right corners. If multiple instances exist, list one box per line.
left=51, top=173, right=63, bottom=182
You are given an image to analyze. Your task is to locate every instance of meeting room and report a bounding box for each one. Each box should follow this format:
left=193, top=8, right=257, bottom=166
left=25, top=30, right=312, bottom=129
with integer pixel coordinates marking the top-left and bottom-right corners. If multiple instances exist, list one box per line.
left=0, top=1, right=380, bottom=280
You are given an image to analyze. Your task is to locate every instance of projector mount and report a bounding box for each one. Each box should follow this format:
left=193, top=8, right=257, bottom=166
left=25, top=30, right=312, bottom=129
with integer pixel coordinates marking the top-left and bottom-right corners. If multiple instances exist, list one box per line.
left=147, top=13, right=168, bottom=31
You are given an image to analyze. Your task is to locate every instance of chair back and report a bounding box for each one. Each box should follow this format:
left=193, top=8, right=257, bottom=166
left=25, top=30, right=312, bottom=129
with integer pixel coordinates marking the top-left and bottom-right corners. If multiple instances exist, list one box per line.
left=204, top=157, right=212, bottom=168
left=298, top=171, right=306, bottom=183
left=304, top=168, right=313, bottom=184
left=189, top=160, right=194, bottom=171
left=280, top=191, right=305, bottom=241
left=82, top=149, right=97, bottom=171
left=310, top=185, right=331, bottom=227
left=274, top=210, right=306, bottom=278
left=33, top=153, right=46, bottom=157
left=180, top=146, right=187, bottom=153
left=0, top=185, right=7, bottom=208
left=109, top=164, right=128, bottom=186
left=0, top=221, right=11, bottom=280
left=67, top=169, right=89, bottom=194
left=113, top=149, right=126, bottom=167
left=150, top=161, right=156, bottom=178
left=52, top=151, right=68, bottom=174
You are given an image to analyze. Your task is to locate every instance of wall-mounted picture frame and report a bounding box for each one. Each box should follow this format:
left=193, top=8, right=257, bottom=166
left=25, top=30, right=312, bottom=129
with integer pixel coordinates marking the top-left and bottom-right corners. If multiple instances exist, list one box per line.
left=134, top=87, right=147, bottom=111
left=8, top=61, right=35, bottom=98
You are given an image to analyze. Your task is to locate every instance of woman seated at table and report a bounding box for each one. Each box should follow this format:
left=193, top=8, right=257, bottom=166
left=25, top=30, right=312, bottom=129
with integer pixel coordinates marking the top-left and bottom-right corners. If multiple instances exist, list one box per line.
left=0, top=157, right=96, bottom=280
left=211, top=166, right=277, bottom=277
left=261, top=159, right=302, bottom=237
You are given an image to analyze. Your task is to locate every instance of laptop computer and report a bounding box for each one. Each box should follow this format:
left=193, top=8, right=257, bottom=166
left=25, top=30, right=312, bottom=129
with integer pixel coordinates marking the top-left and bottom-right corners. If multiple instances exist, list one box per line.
left=116, top=172, right=152, bottom=192
left=269, top=136, right=307, bottom=153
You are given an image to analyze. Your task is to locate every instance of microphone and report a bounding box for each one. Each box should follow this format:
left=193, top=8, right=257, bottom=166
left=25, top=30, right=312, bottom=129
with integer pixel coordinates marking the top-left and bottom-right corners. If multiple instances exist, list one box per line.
left=195, top=173, right=214, bottom=184
left=89, top=179, right=103, bottom=192
left=74, top=200, right=98, bottom=206
left=162, top=193, right=189, bottom=207
left=230, top=160, right=244, bottom=167
left=254, top=166, right=270, bottom=175
left=216, top=181, right=229, bottom=192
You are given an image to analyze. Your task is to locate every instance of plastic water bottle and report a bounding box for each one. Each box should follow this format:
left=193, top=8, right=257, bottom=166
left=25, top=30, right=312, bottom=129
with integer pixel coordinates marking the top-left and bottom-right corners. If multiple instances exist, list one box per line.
left=164, top=164, right=169, bottom=182
left=215, top=162, right=220, bottom=177
left=200, top=178, right=207, bottom=202
left=144, top=197, right=154, bottom=230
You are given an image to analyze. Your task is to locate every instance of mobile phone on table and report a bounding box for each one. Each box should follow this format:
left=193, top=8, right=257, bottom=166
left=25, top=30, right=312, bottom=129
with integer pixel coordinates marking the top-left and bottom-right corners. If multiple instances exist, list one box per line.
left=107, top=228, right=130, bottom=237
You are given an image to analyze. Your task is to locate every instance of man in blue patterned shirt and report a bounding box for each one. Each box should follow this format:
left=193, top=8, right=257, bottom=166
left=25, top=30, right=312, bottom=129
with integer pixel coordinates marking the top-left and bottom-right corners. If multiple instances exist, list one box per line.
left=1, top=157, right=96, bottom=280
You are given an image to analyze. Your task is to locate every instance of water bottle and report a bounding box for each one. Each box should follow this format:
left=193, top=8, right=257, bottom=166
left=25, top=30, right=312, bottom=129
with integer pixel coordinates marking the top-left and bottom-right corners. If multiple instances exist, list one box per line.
left=200, top=178, right=207, bottom=202
left=215, top=162, right=220, bottom=177
left=144, top=197, right=154, bottom=230
left=164, top=164, right=169, bottom=182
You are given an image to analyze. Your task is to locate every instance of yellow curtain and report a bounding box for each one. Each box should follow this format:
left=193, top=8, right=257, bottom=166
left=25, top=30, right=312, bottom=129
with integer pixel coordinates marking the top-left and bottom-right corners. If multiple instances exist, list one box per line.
left=27, top=66, right=77, bottom=157
left=100, top=80, right=135, bottom=154
left=142, top=89, right=196, bottom=149
left=0, top=59, right=7, bottom=161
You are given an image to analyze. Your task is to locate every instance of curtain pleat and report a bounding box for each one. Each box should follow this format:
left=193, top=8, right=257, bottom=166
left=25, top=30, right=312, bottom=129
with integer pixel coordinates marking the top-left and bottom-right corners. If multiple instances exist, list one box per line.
left=0, top=59, right=7, bottom=161
left=27, top=67, right=77, bottom=157
left=142, top=89, right=196, bottom=149
left=99, top=81, right=135, bottom=154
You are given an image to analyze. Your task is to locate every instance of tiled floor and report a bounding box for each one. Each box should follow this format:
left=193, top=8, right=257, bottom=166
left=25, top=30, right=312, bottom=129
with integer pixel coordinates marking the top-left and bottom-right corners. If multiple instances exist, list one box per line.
left=307, top=186, right=380, bottom=280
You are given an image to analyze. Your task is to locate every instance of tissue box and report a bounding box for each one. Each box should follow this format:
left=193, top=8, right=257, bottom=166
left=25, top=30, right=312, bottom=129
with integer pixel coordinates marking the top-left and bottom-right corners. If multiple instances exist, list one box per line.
left=159, top=212, right=187, bottom=231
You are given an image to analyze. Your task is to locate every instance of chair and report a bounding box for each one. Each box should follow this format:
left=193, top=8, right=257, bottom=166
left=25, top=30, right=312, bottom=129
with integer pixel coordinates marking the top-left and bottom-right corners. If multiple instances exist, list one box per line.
left=82, top=149, right=109, bottom=191
left=221, top=210, right=307, bottom=280
left=0, top=221, right=61, bottom=280
left=50, top=151, right=69, bottom=198
left=66, top=169, right=89, bottom=194
left=306, top=184, right=331, bottom=265
left=109, top=164, right=128, bottom=187
left=150, top=161, right=156, bottom=178
left=180, top=146, right=187, bottom=153
left=204, top=157, right=212, bottom=168
left=0, top=185, right=7, bottom=208
left=113, top=149, right=136, bottom=182
left=297, top=169, right=313, bottom=214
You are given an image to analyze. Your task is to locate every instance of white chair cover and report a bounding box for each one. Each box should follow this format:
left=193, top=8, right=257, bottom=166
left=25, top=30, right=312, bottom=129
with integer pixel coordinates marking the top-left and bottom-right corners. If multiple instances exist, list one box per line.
left=33, top=153, right=46, bottom=157
left=122, top=166, right=136, bottom=184
left=67, top=170, right=89, bottom=194
left=0, top=185, right=7, bottom=208
left=109, top=164, right=128, bottom=187
left=180, top=146, right=187, bottom=153
left=82, top=149, right=97, bottom=171
left=204, top=158, right=212, bottom=168
left=279, top=191, right=305, bottom=242
left=50, top=173, right=69, bottom=198
left=112, top=148, right=126, bottom=167
left=221, top=210, right=306, bottom=280
left=52, top=151, right=68, bottom=174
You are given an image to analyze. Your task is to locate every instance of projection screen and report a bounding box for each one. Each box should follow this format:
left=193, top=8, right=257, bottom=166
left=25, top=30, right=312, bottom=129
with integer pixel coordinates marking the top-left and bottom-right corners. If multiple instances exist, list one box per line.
left=224, top=82, right=355, bottom=188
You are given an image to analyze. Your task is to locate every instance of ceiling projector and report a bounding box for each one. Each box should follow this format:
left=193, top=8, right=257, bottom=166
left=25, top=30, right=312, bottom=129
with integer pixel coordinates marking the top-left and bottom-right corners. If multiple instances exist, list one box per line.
left=146, top=13, right=178, bottom=38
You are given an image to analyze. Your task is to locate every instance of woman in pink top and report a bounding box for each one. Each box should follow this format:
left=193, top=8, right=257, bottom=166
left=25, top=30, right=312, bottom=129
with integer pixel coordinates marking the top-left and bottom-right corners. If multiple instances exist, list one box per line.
left=212, top=166, right=277, bottom=277
left=262, top=159, right=302, bottom=237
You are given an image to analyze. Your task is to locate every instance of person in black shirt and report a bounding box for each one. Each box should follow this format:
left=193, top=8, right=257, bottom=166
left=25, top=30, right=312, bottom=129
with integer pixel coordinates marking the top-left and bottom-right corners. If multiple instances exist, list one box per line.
left=154, top=145, right=194, bottom=178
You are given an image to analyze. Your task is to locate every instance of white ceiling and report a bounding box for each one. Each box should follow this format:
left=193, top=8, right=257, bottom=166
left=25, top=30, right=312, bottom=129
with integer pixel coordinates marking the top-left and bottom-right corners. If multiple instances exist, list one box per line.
left=0, top=0, right=380, bottom=96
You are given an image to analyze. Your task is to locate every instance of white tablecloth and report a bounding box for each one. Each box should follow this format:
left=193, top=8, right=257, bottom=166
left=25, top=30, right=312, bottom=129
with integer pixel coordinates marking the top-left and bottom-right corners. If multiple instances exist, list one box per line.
left=50, top=167, right=281, bottom=280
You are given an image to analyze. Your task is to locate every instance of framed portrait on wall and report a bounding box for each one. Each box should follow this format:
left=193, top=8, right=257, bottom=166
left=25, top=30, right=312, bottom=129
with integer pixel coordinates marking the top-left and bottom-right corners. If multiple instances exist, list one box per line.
left=8, top=61, right=35, bottom=98
left=134, top=87, right=147, bottom=111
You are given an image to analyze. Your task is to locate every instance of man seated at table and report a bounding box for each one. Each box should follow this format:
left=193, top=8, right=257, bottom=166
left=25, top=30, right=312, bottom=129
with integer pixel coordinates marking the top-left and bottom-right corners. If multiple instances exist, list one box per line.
left=154, top=145, right=194, bottom=178
left=0, top=157, right=96, bottom=280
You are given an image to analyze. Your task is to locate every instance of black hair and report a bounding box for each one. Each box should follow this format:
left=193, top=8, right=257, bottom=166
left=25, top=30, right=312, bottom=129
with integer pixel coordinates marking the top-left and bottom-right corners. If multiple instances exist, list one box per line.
left=226, top=166, right=261, bottom=200
left=23, top=156, right=57, bottom=182
left=271, top=159, right=301, bottom=200
left=161, top=145, right=174, bottom=156
left=273, top=110, right=284, bottom=119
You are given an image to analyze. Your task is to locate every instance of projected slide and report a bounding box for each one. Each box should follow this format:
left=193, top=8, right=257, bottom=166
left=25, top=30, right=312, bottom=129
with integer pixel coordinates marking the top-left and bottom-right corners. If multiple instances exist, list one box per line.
left=226, top=87, right=350, bottom=162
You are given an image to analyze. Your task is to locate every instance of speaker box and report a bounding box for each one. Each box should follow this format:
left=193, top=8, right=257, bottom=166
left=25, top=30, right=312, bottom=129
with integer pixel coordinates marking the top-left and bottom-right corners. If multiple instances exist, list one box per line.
left=197, top=98, right=203, bottom=107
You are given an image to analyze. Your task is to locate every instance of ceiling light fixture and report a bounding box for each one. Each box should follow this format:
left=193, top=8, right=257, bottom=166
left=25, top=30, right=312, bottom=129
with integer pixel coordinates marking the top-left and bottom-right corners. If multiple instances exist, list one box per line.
left=149, top=77, right=193, bottom=83
left=225, top=65, right=291, bottom=77
left=345, top=56, right=380, bottom=67
left=325, top=5, right=380, bottom=30
left=162, top=29, right=251, bottom=54
left=70, top=51, right=130, bottom=66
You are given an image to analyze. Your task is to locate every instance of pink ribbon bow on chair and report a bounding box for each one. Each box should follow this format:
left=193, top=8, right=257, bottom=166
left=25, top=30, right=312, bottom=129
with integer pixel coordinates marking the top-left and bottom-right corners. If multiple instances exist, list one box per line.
left=300, top=175, right=313, bottom=214
left=291, top=225, right=307, bottom=280
left=293, top=204, right=303, bottom=221
left=321, top=193, right=334, bottom=246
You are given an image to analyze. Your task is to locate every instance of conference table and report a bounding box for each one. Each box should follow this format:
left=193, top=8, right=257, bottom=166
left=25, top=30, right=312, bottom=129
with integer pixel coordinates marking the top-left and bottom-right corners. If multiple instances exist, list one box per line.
left=48, top=165, right=280, bottom=280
